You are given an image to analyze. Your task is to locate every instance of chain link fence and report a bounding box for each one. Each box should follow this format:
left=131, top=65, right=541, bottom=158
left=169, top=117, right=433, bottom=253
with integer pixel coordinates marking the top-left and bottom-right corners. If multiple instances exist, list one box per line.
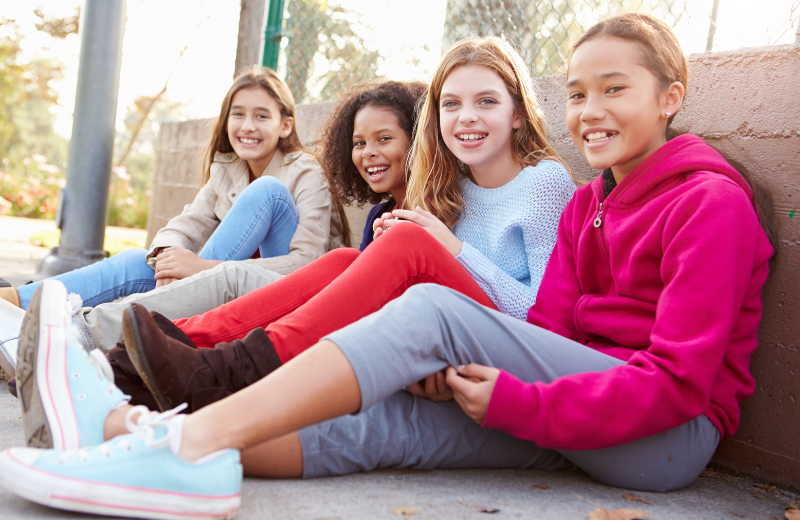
left=275, top=0, right=800, bottom=104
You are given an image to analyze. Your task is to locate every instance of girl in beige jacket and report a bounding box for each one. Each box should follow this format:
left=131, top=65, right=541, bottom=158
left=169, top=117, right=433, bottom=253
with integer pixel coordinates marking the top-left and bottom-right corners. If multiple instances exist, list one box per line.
left=6, top=69, right=338, bottom=325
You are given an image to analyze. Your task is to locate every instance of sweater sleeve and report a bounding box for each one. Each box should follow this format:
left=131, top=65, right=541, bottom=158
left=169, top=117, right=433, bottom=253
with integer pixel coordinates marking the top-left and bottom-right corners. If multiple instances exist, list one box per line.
left=483, top=182, right=766, bottom=450
left=456, top=164, right=575, bottom=320
left=241, top=156, right=332, bottom=275
left=525, top=198, right=591, bottom=343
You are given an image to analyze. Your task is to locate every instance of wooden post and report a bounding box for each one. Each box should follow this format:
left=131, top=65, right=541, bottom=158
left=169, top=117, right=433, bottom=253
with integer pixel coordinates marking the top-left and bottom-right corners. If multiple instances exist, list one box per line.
left=234, top=0, right=267, bottom=78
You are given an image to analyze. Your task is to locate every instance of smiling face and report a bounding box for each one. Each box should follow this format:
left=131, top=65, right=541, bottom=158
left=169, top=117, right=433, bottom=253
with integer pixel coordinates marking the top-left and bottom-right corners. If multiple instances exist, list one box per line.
left=227, top=86, right=293, bottom=176
left=565, top=36, right=680, bottom=182
left=351, top=105, right=411, bottom=204
left=438, top=65, right=523, bottom=187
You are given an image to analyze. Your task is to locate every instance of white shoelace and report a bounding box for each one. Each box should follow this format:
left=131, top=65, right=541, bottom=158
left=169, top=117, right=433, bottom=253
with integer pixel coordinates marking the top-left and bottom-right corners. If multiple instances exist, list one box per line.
left=55, top=403, right=188, bottom=464
left=124, top=403, right=188, bottom=449
left=65, top=293, right=83, bottom=318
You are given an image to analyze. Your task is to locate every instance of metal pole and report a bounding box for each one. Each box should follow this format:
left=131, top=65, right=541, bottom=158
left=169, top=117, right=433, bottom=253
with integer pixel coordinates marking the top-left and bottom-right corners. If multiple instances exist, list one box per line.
left=262, top=0, right=286, bottom=70
left=39, top=0, right=126, bottom=276
left=706, top=0, right=720, bottom=52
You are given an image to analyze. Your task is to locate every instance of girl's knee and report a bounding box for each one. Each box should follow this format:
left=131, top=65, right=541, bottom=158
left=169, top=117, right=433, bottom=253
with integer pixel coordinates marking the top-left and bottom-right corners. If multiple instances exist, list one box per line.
left=109, top=248, right=149, bottom=269
left=323, top=247, right=360, bottom=267
left=382, top=222, right=431, bottom=244
left=242, top=176, right=292, bottom=202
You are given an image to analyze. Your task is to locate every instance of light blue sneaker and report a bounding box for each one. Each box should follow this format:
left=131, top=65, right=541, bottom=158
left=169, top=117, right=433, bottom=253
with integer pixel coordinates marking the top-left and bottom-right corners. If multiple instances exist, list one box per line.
left=0, top=405, right=242, bottom=520
left=16, top=279, right=128, bottom=450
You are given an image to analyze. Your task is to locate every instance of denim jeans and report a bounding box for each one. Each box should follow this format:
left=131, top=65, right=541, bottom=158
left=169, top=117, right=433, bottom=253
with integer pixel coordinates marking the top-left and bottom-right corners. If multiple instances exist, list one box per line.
left=18, top=176, right=298, bottom=310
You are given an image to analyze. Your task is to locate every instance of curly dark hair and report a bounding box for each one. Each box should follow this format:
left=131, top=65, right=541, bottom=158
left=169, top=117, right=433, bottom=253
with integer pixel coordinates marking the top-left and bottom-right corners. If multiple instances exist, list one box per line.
left=317, top=80, right=428, bottom=207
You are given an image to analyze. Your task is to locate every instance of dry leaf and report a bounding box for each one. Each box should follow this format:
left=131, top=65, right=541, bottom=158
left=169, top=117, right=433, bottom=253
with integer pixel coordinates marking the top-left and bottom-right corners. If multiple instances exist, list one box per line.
left=588, top=507, right=652, bottom=520
left=535, top=484, right=550, bottom=489
left=753, top=492, right=787, bottom=505
left=622, top=494, right=652, bottom=505
left=786, top=511, right=800, bottom=520
left=754, top=483, right=777, bottom=493
left=459, top=499, right=500, bottom=513
left=393, top=506, right=420, bottom=516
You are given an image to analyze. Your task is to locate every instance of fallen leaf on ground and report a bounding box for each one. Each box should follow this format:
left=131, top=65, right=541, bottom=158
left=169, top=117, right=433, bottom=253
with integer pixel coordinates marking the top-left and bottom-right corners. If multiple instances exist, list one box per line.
left=753, top=493, right=787, bottom=505
left=535, top=484, right=550, bottom=489
left=622, top=494, right=652, bottom=505
left=587, top=507, right=651, bottom=520
left=459, top=499, right=500, bottom=513
left=393, top=506, right=420, bottom=516
left=754, top=483, right=777, bottom=493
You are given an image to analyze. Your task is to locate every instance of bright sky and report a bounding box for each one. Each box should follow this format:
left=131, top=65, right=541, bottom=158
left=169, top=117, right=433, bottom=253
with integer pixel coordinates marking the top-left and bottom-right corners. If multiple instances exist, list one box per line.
left=3, top=0, right=797, bottom=139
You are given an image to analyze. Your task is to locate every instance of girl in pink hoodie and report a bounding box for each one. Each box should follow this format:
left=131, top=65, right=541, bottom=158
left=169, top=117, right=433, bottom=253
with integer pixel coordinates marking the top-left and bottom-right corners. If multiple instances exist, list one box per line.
left=0, top=14, right=776, bottom=518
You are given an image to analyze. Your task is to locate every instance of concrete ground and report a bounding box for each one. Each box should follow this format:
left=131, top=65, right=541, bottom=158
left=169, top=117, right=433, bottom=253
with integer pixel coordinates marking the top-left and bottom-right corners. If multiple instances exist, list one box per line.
left=0, top=216, right=797, bottom=519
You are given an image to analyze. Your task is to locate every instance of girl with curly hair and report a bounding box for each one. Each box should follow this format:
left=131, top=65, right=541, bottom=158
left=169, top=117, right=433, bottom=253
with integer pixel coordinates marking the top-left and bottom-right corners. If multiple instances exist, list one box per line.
left=318, top=80, right=426, bottom=250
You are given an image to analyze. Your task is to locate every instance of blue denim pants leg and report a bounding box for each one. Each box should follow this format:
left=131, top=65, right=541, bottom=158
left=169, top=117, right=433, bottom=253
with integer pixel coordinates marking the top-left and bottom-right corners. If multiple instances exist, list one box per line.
left=17, top=248, right=156, bottom=309
left=199, top=176, right=299, bottom=261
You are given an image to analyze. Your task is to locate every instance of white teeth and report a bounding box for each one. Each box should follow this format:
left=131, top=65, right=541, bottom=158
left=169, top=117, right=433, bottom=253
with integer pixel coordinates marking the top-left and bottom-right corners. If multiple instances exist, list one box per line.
left=585, top=132, right=617, bottom=143
left=367, top=166, right=388, bottom=174
left=240, top=138, right=260, bottom=144
left=458, top=134, right=486, bottom=141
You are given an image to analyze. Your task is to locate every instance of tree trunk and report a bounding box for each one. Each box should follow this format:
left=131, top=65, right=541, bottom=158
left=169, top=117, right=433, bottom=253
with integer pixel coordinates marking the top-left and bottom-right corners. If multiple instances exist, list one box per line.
left=235, top=0, right=267, bottom=78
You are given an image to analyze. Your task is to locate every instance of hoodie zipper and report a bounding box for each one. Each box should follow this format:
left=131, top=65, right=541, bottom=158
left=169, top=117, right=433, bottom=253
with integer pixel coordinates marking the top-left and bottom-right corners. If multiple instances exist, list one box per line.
left=593, top=203, right=603, bottom=228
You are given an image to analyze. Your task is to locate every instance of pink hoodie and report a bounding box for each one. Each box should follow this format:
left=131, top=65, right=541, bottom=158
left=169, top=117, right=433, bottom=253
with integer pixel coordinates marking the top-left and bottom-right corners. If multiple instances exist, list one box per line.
left=483, top=135, right=773, bottom=450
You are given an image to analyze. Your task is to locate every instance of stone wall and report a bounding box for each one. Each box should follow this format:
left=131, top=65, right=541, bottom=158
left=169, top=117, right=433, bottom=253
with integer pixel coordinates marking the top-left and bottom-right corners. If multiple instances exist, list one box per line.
left=147, top=43, right=800, bottom=488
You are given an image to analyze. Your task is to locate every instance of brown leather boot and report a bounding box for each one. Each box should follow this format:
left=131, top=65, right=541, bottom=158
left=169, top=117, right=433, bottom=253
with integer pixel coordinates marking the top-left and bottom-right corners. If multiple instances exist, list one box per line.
left=108, top=309, right=197, bottom=410
left=122, top=303, right=281, bottom=413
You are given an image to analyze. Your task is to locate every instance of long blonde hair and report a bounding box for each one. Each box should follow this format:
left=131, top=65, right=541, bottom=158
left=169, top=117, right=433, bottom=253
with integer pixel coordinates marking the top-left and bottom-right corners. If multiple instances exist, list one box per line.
left=405, top=36, right=569, bottom=227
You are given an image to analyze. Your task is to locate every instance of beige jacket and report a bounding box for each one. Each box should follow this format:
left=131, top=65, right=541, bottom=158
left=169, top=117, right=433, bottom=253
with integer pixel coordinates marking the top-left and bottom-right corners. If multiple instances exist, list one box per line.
left=149, top=150, right=344, bottom=275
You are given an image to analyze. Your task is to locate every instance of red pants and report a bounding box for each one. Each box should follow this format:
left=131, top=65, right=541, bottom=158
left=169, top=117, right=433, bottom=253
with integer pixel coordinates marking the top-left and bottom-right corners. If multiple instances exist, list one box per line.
left=174, top=224, right=497, bottom=362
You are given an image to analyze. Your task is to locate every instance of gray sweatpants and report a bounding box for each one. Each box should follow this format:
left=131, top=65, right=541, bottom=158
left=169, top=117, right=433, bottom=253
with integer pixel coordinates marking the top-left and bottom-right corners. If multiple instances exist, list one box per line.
left=75, top=262, right=283, bottom=352
left=301, top=284, right=720, bottom=492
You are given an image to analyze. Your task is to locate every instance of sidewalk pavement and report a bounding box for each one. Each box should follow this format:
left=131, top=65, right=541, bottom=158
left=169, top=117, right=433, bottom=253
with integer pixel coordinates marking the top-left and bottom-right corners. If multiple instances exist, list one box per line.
left=0, top=216, right=797, bottom=519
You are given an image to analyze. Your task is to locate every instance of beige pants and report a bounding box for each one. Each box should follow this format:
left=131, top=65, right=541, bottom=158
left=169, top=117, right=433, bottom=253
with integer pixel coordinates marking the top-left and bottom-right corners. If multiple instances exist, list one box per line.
left=75, top=262, right=284, bottom=352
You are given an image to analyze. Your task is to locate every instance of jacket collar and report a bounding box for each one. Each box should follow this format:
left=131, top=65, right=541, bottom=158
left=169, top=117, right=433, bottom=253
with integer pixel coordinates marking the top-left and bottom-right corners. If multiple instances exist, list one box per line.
left=590, top=134, right=754, bottom=207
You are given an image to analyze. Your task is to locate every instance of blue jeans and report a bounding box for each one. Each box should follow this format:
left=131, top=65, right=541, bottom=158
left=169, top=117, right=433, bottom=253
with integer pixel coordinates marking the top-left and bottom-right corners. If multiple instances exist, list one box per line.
left=18, top=176, right=298, bottom=309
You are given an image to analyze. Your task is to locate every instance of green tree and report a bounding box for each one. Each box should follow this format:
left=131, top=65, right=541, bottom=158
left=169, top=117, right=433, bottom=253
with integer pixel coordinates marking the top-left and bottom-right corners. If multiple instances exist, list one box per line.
left=0, top=18, right=67, bottom=166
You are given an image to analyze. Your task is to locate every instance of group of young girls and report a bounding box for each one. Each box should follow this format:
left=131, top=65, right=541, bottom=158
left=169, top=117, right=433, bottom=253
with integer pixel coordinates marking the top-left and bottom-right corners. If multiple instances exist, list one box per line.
left=0, top=13, right=775, bottom=520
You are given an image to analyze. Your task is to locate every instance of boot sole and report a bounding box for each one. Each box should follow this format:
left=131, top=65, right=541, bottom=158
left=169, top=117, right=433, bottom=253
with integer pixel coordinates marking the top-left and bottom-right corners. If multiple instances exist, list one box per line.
left=17, top=281, right=74, bottom=450
left=122, top=307, right=171, bottom=412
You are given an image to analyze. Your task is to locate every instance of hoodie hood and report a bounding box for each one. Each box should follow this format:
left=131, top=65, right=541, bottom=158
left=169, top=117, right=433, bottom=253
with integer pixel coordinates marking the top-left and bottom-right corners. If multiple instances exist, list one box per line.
left=591, top=134, right=755, bottom=208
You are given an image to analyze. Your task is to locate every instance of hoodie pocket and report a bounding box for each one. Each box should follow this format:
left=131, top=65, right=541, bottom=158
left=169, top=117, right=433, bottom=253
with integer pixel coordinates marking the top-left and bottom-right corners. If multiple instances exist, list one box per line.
left=575, top=294, right=656, bottom=349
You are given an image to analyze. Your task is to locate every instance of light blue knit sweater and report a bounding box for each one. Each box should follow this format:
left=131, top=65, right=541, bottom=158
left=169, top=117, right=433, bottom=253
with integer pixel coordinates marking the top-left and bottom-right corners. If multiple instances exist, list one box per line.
left=452, top=160, right=575, bottom=320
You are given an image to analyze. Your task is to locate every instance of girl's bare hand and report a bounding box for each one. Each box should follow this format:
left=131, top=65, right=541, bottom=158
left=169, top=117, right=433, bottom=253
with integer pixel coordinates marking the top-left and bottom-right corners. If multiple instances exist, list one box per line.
left=384, top=207, right=463, bottom=256
left=154, top=277, right=179, bottom=288
left=371, top=212, right=395, bottom=241
left=153, top=247, right=222, bottom=281
left=407, top=370, right=454, bottom=402
left=445, top=364, right=500, bottom=424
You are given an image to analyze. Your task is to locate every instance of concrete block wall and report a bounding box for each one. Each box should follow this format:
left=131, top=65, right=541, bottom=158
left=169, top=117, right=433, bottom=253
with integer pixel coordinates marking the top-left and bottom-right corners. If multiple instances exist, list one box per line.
left=146, top=44, right=800, bottom=488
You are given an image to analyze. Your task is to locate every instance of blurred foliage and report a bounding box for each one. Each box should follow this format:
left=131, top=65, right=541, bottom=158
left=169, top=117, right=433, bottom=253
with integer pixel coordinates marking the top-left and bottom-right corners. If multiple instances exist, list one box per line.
left=33, top=6, right=80, bottom=39
left=0, top=8, right=150, bottom=229
left=282, top=0, right=381, bottom=103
